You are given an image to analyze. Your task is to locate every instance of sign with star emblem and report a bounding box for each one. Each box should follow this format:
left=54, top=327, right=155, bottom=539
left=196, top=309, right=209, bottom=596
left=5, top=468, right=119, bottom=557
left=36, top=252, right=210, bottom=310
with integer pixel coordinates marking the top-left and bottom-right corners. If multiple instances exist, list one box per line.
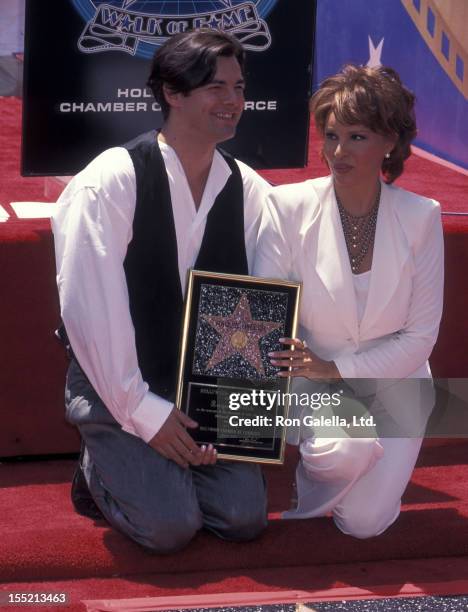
left=22, top=0, right=315, bottom=175
left=176, top=270, right=301, bottom=463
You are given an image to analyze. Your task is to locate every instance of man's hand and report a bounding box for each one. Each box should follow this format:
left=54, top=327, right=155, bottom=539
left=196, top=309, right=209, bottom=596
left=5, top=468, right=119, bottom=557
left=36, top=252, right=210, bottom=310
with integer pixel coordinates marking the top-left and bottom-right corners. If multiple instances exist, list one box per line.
left=148, top=408, right=217, bottom=468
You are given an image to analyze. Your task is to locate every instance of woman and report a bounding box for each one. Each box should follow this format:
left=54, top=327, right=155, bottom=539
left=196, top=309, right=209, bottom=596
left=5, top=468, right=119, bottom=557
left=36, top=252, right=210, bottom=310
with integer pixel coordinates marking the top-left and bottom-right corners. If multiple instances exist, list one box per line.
left=254, top=65, right=444, bottom=538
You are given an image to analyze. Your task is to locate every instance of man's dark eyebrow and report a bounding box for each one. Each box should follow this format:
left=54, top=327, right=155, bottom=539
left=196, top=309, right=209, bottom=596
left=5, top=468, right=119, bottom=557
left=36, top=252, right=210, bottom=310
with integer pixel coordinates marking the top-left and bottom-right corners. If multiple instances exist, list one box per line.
left=210, top=78, right=246, bottom=85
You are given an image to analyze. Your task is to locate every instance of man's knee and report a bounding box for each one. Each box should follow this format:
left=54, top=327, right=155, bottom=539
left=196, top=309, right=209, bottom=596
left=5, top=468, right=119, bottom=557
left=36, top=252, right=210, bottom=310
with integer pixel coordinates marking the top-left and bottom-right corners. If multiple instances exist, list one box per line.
left=216, top=501, right=268, bottom=542
left=112, top=492, right=202, bottom=554
left=134, top=513, right=202, bottom=553
left=215, top=476, right=268, bottom=542
left=88, top=462, right=204, bottom=553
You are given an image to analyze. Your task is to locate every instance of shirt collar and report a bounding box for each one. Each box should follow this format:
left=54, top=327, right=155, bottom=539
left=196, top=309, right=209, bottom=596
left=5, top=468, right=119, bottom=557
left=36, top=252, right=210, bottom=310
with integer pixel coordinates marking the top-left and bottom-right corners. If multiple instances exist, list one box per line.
left=159, top=140, right=233, bottom=226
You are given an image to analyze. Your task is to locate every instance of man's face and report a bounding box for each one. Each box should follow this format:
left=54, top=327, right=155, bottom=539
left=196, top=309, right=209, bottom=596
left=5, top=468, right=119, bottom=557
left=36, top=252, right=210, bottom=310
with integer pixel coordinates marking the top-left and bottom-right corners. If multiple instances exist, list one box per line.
left=175, top=55, right=245, bottom=145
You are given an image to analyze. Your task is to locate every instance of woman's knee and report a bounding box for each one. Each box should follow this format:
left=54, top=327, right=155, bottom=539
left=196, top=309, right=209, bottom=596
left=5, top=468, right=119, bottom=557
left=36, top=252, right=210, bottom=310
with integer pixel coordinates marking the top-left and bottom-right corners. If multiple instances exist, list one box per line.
left=333, top=501, right=400, bottom=539
left=300, top=437, right=384, bottom=483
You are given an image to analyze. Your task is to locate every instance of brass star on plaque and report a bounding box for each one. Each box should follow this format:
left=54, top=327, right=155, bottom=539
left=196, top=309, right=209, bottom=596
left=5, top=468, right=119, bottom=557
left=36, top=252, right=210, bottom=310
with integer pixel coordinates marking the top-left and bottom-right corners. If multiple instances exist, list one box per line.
left=201, top=292, right=282, bottom=375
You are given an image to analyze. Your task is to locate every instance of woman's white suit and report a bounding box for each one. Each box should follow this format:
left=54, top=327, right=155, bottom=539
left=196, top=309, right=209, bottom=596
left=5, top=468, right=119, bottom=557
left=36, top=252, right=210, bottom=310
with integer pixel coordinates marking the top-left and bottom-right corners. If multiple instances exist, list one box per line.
left=254, top=176, right=444, bottom=537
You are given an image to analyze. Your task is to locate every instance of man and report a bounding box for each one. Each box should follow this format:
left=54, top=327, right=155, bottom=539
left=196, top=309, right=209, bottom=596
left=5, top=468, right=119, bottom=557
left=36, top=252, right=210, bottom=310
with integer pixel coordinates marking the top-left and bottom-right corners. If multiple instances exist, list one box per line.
left=52, top=30, right=269, bottom=553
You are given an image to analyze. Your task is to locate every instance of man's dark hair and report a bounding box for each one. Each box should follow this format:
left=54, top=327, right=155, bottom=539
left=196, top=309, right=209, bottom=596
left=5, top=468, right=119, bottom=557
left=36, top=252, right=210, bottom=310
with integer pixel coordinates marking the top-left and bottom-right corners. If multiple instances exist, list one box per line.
left=147, top=29, right=246, bottom=120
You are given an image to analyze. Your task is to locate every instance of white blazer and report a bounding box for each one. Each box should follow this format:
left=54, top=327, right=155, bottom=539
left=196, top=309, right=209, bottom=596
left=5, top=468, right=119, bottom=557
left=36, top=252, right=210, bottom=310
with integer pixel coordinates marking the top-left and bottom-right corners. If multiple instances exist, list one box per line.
left=254, top=176, right=444, bottom=436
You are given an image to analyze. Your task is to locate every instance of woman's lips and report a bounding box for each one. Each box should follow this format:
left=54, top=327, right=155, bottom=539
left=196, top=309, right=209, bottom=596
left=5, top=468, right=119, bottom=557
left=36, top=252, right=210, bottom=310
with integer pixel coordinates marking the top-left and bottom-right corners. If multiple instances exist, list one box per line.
left=333, top=164, right=353, bottom=174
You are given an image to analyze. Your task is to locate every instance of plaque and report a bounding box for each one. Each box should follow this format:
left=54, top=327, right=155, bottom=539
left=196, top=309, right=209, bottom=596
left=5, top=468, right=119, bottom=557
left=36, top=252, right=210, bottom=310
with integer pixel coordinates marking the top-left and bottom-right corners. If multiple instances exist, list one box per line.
left=176, top=270, right=301, bottom=464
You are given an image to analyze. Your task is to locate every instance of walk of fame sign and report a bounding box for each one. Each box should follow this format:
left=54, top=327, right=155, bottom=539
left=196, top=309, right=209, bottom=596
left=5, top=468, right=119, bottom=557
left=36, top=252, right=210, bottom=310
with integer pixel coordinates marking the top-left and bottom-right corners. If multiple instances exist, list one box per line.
left=176, top=270, right=301, bottom=463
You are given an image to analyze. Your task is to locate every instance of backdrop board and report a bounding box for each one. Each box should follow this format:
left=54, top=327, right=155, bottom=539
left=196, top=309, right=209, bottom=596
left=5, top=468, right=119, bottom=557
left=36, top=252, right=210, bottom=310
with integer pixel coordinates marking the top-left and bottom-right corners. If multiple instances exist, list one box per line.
left=314, top=0, right=468, bottom=172
left=22, top=0, right=315, bottom=176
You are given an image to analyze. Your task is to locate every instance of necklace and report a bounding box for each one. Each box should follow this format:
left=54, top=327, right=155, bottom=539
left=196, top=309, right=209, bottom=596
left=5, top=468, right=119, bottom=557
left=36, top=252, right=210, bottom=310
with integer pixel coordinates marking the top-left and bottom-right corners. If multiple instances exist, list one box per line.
left=335, top=184, right=381, bottom=274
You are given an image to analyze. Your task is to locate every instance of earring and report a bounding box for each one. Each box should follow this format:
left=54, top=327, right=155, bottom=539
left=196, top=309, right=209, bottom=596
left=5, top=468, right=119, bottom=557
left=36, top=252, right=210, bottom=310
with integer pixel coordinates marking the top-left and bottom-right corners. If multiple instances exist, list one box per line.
left=385, top=152, right=391, bottom=159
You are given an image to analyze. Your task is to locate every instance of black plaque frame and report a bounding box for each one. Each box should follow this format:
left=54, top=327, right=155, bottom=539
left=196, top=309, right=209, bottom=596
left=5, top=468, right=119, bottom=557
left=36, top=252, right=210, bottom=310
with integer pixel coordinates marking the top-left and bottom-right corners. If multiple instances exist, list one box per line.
left=176, top=270, right=301, bottom=464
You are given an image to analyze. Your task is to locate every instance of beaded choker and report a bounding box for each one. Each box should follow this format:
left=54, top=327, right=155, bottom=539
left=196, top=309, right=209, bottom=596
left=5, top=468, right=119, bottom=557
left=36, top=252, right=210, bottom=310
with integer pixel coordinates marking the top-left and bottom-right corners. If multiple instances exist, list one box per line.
left=335, top=184, right=381, bottom=274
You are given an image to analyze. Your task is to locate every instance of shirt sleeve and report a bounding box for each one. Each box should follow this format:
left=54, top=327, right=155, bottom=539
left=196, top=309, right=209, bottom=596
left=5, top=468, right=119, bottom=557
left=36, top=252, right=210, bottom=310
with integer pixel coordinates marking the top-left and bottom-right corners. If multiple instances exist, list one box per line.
left=335, top=203, right=444, bottom=379
left=52, top=149, right=172, bottom=443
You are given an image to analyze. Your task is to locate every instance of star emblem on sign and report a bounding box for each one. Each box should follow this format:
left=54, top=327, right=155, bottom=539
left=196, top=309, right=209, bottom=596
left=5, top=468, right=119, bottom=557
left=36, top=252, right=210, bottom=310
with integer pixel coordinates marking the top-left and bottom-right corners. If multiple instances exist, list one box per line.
left=201, top=292, right=282, bottom=375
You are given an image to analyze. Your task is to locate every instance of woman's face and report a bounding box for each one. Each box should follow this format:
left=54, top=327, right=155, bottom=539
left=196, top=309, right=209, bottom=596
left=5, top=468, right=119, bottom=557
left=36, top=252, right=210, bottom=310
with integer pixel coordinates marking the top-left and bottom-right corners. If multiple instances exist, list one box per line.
left=322, top=112, right=396, bottom=190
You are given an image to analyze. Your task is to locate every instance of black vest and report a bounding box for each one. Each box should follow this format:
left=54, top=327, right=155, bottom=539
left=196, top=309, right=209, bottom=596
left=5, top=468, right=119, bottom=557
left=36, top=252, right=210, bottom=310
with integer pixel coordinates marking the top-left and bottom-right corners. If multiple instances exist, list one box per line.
left=123, top=132, right=248, bottom=401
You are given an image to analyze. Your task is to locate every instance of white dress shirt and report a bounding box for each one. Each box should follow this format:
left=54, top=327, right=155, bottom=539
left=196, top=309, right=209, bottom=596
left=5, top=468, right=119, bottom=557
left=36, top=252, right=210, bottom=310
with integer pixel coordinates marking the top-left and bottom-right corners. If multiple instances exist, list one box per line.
left=52, top=141, right=268, bottom=443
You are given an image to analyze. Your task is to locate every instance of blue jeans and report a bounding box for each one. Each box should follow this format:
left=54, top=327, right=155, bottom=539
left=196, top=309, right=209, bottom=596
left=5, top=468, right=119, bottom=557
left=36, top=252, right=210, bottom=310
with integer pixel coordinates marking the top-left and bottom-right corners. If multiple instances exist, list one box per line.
left=65, top=360, right=267, bottom=553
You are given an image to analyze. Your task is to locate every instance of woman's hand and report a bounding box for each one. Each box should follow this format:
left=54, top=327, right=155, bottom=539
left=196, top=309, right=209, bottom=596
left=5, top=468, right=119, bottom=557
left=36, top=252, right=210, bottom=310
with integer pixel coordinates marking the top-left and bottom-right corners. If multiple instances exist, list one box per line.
left=269, top=337, right=341, bottom=381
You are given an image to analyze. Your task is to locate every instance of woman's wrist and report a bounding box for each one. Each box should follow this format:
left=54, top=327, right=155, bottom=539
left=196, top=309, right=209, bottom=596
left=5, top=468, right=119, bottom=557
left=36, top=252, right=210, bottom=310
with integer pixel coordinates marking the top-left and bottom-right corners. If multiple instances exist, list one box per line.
left=327, top=360, right=342, bottom=380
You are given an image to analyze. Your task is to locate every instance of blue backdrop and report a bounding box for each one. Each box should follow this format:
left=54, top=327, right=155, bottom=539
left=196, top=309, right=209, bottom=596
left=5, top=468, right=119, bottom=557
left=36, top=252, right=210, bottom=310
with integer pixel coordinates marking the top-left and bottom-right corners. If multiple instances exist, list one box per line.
left=314, top=0, right=467, bottom=170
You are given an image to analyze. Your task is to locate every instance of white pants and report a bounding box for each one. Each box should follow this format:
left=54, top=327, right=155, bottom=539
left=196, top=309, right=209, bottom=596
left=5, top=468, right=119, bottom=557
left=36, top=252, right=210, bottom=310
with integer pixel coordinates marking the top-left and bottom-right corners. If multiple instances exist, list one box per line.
left=284, top=436, right=423, bottom=539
